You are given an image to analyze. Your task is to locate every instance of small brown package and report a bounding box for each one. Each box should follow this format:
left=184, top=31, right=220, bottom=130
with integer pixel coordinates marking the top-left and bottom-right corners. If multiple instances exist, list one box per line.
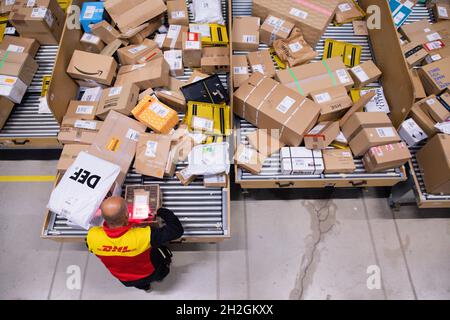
left=259, top=15, right=294, bottom=46
left=167, top=0, right=189, bottom=26
left=273, top=28, right=317, bottom=67
left=247, top=50, right=275, bottom=78
left=232, top=55, right=249, bottom=88
left=201, top=47, right=230, bottom=74
left=66, top=50, right=117, bottom=86
left=232, top=16, right=260, bottom=51
left=363, top=142, right=411, bottom=173
left=96, top=83, right=140, bottom=120
left=304, top=121, right=340, bottom=150
left=323, top=148, right=356, bottom=173
left=135, top=133, right=172, bottom=179
left=349, top=60, right=382, bottom=88
left=80, top=33, right=105, bottom=54
left=309, top=86, right=353, bottom=122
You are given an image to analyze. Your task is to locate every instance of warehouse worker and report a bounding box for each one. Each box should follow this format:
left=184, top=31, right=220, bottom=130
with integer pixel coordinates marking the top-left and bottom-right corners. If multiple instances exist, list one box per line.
left=86, top=196, right=184, bottom=291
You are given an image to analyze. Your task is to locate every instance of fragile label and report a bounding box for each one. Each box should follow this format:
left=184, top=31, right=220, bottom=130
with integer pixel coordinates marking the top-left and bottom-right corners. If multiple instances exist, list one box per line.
left=6, top=44, right=24, bottom=53
left=128, top=44, right=147, bottom=54
left=242, top=35, right=257, bottom=43
left=288, top=42, right=303, bottom=53
left=83, top=5, right=96, bottom=19
left=75, top=105, right=94, bottom=114
left=351, top=65, right=369, bottom=82
left=371, top=146, right=384, bottom=157
left=314, top=92, right=331, bottom=104
left=233, top=66, right=248, bottom=75
left=108, top=86, right=122, bottom=96
left=192, top=116, right=214, bottom=132
left=289, top=7, right=309, bottom=20
left=74, top=120, right=97, bottom=130
left=426, top=32, right=442, bottom=42
left=438, top=6, right=448, bottom=18
left=376, top=127, right=395, bottom=138
left=171, top=11, right=186, bottom=19
left=126, top=129, right=139, bottom=141
left=336, top=69, right=351, bottom=84
left=145, top=141, right=158, bottom=158
left=150, top=103, right=170, bottom=118
left=276, top=96, right=296, bottom=114
left=338, top=3, right=352, bottom=12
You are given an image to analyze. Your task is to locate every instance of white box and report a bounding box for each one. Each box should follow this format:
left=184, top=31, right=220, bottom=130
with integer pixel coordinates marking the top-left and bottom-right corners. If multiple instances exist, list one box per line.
left=398, top=118, right=428, bottom=146
left=81, top=87, right=103, bottom=102
left=280, top=147, right=322, bottom=159
left=0, top=75, right=27, bottom=104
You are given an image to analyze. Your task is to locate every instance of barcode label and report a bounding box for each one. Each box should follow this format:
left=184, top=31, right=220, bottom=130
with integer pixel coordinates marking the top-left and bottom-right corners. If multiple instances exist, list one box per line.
left=424, top=40, right=444, bottom=51
left=376, top=127, right=395, bottom=138
left=171, top=11, right=186, bottom=19
left=252, top=64, right=264, bottom=74
left=351, top=65, right=369, bottom=82
left=150, top=103, right=170, bottom=118
left=6, top=0, right=15, bottom=5
left=31, top=7, right=47, bottom=18
left=126, top=129, right=140, bottom=141
left=315, top=92, right=331, bottom=104
left=81, top=33, right=99, bottom=44
left=336, top=69, right=351, bottom=84
left=145, top=141, right=158, bottom=158
left=426, top=32, right=442, bottom=42
left=192, top=116, right=214, bottom=132
left=338, top=3, right=352, bottom=12
left=108, top=86, right=122, bottom=96
left=393, top=12, right=405, bottom=25
left=430, top=54, right=442, bottom=61
left=129, top=44, right=148, bottom=54
left=276, top=96, right=296, bottom=114
left=289, top=8, right=309, bottom=20
left=6, top=45, right=24, bottom=53
left=154, top=34, right=166, bottom=48
left=83, top=5, right=96, bottom=19
left=27, top=0, right=35, bottom=7
left=167, top=25, right=181, bottom=39
left=243, top=35, right=257, bottom=43
left=438, top=6, right=448, bottom=17
left=74, top=120, right=97, bottom=130
left=426, top=98, right=435, bottom=105
left=5, top=27, right=16, bottom=35
left=75, top=105, right=94, bottom=114
left=185, top=40, right=200, bottom=50
left=238, top=147, right=255, bottom=164
left=189, top=24, right=211, bottom=37
left=266, top=16, right=284, bottom=28
left=308, top=124, right=326, bottom=135
left=131, top=64, right=145, bottom=71
left=403, top=0, right=414, bottom=9
left=233, top=66, right=248, bottom=75
left=288, top=42, right=303, bottom=53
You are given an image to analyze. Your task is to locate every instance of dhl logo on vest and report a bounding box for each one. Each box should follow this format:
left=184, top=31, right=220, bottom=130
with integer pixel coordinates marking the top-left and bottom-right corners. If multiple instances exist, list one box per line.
left=98, top=245, right=137, bottom=253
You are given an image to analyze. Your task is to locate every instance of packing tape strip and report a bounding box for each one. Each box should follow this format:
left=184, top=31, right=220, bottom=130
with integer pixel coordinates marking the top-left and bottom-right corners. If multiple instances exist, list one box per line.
left=0, top=50, right=10, bottom=70
left=288, top=67, right=304, bottom=96
left=280, top=99, right=306, bottom=138
left=255, top=84, right=279, bottom=126
left=242, top=76, right=266, bottom=118
left=321, top=59, right=337, bottom=86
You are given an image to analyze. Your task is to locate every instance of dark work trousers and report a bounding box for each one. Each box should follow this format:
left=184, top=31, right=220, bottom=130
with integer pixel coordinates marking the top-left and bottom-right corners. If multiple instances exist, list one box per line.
left=120, top=246, right=172, bottom=290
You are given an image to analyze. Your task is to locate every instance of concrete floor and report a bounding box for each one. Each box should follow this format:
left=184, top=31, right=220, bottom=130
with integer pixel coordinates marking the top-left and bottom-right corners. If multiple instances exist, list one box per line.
left=0, top=160, right=449, bottom=300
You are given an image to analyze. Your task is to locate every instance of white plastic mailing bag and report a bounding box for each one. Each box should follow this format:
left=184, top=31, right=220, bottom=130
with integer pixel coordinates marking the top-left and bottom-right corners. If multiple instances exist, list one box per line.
left=187, top=142, right=230, bottom=176
left=191, top=0, right=225, bottom=25
left=47, top=152, right=121, bottom=230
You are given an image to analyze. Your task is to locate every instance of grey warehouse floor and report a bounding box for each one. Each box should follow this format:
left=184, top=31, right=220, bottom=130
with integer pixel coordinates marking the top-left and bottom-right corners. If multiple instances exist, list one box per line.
left=0, top=160, right=449, bottom=300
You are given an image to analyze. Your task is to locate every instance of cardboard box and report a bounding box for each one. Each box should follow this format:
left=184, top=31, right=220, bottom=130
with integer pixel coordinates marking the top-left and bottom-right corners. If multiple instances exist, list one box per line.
left=0, top=97, right=15, bottom=129
left=398, top=118, right=428, bottom=147
left=402, top=40, right=428, bottom=67
left=419, top=57, right=450, bottom=95
left=164, top=50, right=184, bottom=77
left=104, top=0, right=167, bottom=33
left=91, top=20, right=124, bottom=45
left=66, top=50, right=117, bottom=86
left=58, top=120, right=103, bottom=145
left=275, top=57, right=354, bottom=96
left=80, top=2, right=105, bottom=33
left=0, top=0, right=15, bottom=15
left=410, top=101, right=439, bottom=137
left=96, top=83, right=139, bottom=120
left=125, top=16, right=164, bottom=45
left=182, top=32, right=202, bottom=68
left=322, top=148, right=355, bottom=173
left=204, top=174, right=227, bottom=188
left=9, top=0, right=65, bottom=45
left=280, top=147, right=324, bottom=175
left=0, top=75, right=27, bottom=104
left=139, top=88, right=156, bottom=101
left=62, top=100, right=98, bottom=126
left=252, top=0, right=340, bottom=46
left=232, top=55, right=249, bottom=88
left=186, top=70, right=209, bottom=84
left=131, top=95, right=179, bottom=134
left=401, top=20, right=450, bottom=44
left=334, top=0, right=365, bottom=25
left=134, top=133, right=172, bottom=179
left=341, top=112, right=392, bottom=142
left=389, top=0, right=416, bottom=29
left=232, top=16, right=260, bottom=51
left=57, top=144, right=90, bottom=172
left=115, top=56, right=170, bottom=90
left=0, top=35, right=39, bottom=57
left=81, top=87, right=103, bottom=102
left=165, top=135, right=194, bottom=177
left=433, top=3, right=450, bottom=21
left=167, top=0, right=189, bottom=26
left=176, top=167, right=197, bottom=186
left=117, top=39, right=160, bottom=65
left=124, top=184, right=161, bottom=221
left=416, top=134, right=450, bottom=194
left=233, top=72, right=321, bottom=146
left=88, top=111, right=147, bottom=185
left=304, top=121, right=340, bottom=150
left=260, top=15, right=294, bottom=46
left=201, top=47, right=230, bottom=74
left=349, top=60, right=382, bottom=88
left=154, top=77, right=186, bottom=112
left=235, top=144, right=267, bottom=175
left=0, top=50, right=38, bottom=86
left=420, top=95, right=450, bottom=123
left=162, top=25, right=189, bottom=50
left=247, top=50, right=275, bottom=78
left=441, top=88, right=450, bottom=107
left=349, top=126, right=401, bottom=157
left=246, top=129, right=286, bottom=157
left=272, top=28, right=318, bottom=67
left=410, top=68, right=427, bottom=101
left=80, top=33, right=105, bottom=54
left=309, top=86, right=353, bottom=122
left=363, top=142, right=411, bottom=173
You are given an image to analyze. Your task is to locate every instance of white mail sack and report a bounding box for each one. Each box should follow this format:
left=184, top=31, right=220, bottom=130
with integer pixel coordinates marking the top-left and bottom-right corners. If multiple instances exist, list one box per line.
left=47, top=152, right=121, bottom=230
left=187, top=142, right=230, bottom=176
